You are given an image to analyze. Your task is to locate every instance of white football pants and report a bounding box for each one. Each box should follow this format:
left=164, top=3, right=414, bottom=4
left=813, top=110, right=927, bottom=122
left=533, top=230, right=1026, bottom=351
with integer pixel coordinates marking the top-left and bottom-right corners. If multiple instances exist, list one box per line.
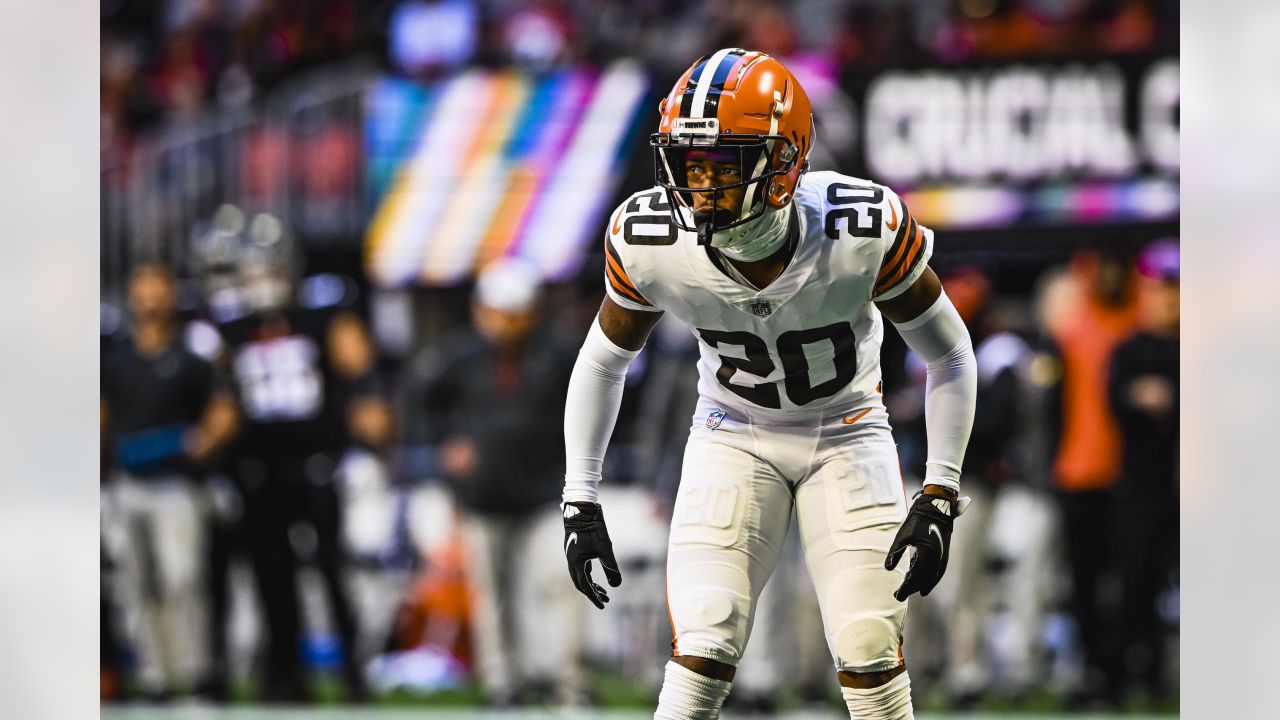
left=666, top=399, right=910, bottom=674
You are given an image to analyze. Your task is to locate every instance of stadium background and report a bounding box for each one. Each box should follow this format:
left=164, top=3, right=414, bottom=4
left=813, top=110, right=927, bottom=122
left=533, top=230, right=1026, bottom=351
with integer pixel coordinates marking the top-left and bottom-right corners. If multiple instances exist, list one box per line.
left=99, top=0, right=1179, bottom=717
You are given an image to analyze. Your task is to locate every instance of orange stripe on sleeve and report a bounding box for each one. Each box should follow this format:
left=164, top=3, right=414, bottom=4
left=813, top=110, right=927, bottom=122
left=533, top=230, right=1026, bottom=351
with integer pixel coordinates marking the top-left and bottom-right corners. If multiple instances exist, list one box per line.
left=606, top=264, right=651, bottom=305
left=876, top=219, right=915, bottom=285
left=603, top=237, right=641, bottom=288
left=875, top=218, right=924, bottom=296
left=604, top=252, right=640, bottom=296
left=884, top=228, right=924, bottom=290
left=603, top=236, right=653, bottom=306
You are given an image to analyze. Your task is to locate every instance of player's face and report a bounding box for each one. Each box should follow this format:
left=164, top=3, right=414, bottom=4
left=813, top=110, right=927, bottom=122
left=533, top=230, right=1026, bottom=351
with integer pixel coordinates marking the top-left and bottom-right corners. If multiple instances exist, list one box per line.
left=473, top=302, right=536, bottom=347
left=1141, top=277, right=1180, bottom=334
left=127, top=267, right=176, bottom=323
left=684, top=154, right=746, bottom=216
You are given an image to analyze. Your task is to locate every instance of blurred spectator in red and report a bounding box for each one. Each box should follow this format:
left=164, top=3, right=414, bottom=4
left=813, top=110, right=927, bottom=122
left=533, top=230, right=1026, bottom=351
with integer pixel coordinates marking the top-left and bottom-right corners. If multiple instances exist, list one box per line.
left=241, top=127, right=291, bottom=203
left=101, top=264, right=239, bottom=701
left=704, top=0, right=799, bottom=58
left=101, top=39, right=151, bottom=168
left=293, top=110, right=362, bottom=238
left=958, top=0, right=1079, bottom=58
left=1108, top=239, right=1178, bottom=704
left=411, top=258, right=585, bottom=707
left=300, top=123, right=359, bottom=198
left=1093, top=0, right=1158, bottom=54
left=1045, top=242, right=1141, bottom=707
left=952, top=0, right=1157, bottom=59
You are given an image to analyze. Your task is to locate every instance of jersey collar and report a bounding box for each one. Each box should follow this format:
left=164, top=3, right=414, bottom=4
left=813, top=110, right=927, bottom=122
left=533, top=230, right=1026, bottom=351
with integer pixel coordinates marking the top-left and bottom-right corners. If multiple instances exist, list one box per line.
left=682, top=203, right=818, bottom=321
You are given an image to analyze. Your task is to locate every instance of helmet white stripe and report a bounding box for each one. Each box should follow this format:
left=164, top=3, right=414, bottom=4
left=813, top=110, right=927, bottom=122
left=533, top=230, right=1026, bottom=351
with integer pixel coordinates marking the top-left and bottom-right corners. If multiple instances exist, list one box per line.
left=739, top=91, right=782, bottom=219
left=690, top=48, right=734, bottom=119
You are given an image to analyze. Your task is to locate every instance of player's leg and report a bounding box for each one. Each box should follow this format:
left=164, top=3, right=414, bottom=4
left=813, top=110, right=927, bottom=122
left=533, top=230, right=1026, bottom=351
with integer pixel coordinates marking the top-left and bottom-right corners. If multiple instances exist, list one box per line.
left=109, top=474, right=169, bottom=696
left=304, top=456, right=368, bottom=700
left=239, top=456, right=305, bottom=701
left=458, top=511, right=518, bottom=705
left=149, top=477, right=211, bottom=693
left=796, top=438, right=914, bottom=719
left=656, top=418, right=794, bottom=719
left=515, top=502, right=587, bottom=705
left=936, top=483, right=993, bottom=701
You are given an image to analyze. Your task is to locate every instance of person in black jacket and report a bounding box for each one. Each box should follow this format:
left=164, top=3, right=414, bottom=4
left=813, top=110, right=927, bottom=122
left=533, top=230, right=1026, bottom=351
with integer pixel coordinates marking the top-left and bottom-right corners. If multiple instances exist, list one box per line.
left=1108, top=239, right=1179, bottom=704
left=101, top=264, right=239, bottom=700
left=411, top=258, right=583, bottom=707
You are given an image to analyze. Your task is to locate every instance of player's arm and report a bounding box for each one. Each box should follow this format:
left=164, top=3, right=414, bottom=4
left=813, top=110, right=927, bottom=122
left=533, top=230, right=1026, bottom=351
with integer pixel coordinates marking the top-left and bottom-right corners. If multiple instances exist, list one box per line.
left=185, top=392, right=239, bottom=465
left=182, top=350, right=239, bottom=465
left=328, top=312, right=394, bottom=450
left=564, top=297, right=662, bottom=502
left=561, top=296, right=662, bottom=608
left=876, top=266, right=976, bottom=498
left=876, top=264, right=978, bottom=601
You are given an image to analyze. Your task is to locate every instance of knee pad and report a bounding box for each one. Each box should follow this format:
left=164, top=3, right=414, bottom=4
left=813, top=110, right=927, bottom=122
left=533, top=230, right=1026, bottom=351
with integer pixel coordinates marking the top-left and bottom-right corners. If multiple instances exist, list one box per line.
left=832, top=615, right=902, bottom=673
left=821, top=563, right=906, bottom=672
left=667, top=561, right=751, bottom=663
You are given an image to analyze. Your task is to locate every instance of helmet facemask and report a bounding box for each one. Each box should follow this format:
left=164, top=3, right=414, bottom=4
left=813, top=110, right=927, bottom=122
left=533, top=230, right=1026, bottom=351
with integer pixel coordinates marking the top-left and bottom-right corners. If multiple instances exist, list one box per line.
left=651, top=121, right=799, bottom=246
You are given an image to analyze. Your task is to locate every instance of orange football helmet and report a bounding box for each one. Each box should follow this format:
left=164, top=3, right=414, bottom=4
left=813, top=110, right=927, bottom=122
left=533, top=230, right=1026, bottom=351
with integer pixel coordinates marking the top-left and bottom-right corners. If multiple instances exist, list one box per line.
left=651, top=48, right=814, bottom=242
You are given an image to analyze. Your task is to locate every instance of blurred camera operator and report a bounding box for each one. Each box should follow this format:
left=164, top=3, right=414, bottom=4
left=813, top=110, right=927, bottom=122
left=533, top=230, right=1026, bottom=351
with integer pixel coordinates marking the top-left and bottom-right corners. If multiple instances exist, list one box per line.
left=101, top=264, right=239, bottom=701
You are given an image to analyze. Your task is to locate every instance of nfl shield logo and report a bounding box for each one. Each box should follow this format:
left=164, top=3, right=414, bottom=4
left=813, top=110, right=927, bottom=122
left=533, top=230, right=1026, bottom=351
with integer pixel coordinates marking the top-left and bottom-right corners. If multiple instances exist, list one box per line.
left=706, top=409, right=726, bottom=429
left=751, top=300, right=771, bottom=317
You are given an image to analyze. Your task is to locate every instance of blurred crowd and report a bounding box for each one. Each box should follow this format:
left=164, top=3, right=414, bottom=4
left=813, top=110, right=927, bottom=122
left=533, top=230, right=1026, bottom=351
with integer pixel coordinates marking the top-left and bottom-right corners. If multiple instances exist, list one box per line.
left=103, top=0, right=1178, bottom=157
left=100, top=215, right=1179, bottom=710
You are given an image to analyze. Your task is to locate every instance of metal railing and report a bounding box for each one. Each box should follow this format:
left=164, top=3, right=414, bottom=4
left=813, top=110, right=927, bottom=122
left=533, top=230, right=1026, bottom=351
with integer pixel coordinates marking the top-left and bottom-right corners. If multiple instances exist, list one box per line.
left=101, top=61, right=379, bottom=301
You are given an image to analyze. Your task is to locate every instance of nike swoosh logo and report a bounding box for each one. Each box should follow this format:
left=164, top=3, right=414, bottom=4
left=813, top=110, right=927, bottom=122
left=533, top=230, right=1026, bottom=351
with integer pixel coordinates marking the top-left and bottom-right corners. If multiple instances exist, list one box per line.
left=611, top=207, right=624, bottom=235
left=885, top=200, right=899, bottom=231
left=928, top=524, right=944, bottom=557
left=565, top=532, right=578, bottom=554
left=843, top=408, right=872, bottom=425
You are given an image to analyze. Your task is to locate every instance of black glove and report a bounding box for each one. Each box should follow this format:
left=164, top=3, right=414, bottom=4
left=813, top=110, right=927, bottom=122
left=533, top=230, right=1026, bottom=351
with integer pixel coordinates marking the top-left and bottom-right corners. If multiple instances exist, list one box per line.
left=562, top=501, right=622, bottom=609
left=884, top=491, right=970, bottom=602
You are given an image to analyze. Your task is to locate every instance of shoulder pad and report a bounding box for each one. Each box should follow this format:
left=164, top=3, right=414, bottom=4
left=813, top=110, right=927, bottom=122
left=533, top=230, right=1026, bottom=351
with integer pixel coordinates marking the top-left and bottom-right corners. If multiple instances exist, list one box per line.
left=607, top=188, right=681, bottom=249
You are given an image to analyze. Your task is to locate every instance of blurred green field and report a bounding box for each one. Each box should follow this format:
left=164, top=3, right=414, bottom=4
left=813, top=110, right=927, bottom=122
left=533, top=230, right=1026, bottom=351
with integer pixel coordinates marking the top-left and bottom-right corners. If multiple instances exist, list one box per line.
left=102, top=711, right=1175, bottom=720
left=101, top=671, right=1177, bottom=719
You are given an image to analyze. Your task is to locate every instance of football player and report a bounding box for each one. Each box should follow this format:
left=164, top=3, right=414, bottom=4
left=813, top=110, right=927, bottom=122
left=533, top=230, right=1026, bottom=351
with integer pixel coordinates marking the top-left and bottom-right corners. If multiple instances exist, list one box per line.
left=561, top=49, right=977, bottom=720
left=217, top=221, right=392, bottom=702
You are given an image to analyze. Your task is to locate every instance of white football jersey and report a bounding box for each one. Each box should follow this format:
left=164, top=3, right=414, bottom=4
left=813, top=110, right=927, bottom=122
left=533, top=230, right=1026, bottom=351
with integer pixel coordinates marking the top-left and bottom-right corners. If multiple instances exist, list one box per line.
left=603, top=170, right=933, bottom=423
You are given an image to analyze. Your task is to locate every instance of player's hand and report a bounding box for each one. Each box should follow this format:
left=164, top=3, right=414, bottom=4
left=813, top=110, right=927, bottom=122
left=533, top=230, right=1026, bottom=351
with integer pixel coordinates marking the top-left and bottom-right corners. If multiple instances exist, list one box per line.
left=884, top=490, right=970, bottom=602
left=563, top=501, right=623, bottom=609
